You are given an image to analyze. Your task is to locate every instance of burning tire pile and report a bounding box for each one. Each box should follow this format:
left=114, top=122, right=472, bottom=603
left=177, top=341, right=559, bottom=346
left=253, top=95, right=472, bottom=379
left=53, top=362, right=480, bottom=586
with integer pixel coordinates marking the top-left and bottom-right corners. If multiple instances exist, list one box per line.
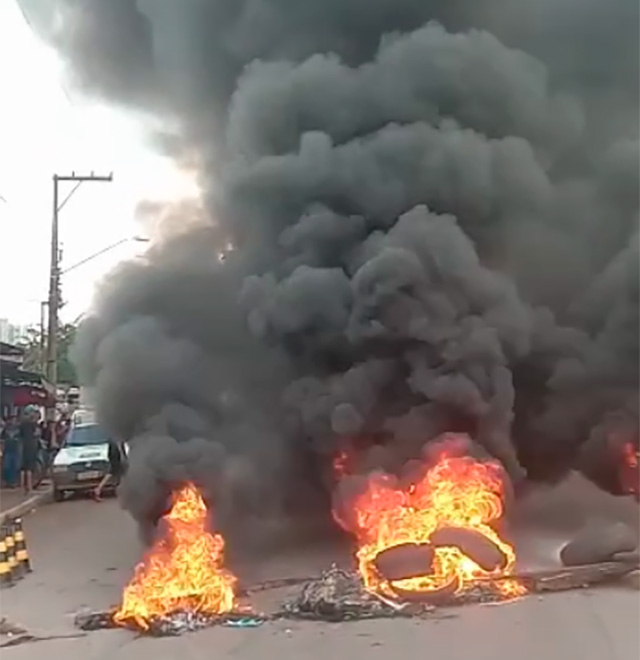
left=329, top=435, right=527, bottom=605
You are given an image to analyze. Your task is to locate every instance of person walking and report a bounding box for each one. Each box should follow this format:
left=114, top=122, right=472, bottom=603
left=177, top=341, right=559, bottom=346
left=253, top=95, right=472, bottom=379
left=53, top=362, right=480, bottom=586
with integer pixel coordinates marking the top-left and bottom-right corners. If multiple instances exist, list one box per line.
left=1, top=415, right=21, bottom=488
left=19, top=408, right=40, bottom=494
left=93, top=438, right=127, bottom=501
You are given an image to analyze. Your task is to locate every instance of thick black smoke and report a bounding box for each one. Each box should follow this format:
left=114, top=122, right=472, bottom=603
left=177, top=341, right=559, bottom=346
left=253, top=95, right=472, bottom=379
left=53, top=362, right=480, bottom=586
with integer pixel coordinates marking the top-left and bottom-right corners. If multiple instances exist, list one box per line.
left=27, top=0, right=638, bottom=533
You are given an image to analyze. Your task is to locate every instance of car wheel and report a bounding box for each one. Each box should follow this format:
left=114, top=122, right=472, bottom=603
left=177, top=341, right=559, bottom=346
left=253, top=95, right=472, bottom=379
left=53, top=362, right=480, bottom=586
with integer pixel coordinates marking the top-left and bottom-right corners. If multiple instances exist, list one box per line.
left=53, top=488, right=65, bottom=502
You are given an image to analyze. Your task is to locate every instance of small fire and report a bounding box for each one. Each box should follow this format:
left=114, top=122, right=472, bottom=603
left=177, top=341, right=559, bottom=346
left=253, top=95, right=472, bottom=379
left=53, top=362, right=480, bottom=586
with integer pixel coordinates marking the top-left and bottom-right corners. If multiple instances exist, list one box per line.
left=335, top=436, right=524, bottom=601
left=114, top=484, right=237, bottom=630
left=620, top=442, right=639, bottom=499
left=332, top=436, right=367, bottom=480
left=333, top=449, right=353, bottom=480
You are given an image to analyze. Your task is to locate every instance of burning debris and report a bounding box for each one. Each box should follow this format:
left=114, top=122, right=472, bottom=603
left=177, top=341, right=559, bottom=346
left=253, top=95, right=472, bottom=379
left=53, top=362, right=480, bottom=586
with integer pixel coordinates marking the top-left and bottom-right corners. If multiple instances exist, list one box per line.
left=333, top=434, right=526, bottom=604
left=282, top=566, right=435, bottom=621
left=74, top=609, right=266, bottom=637
left=112, top=483, right=242, bottom=632
left=74, top=483, right=272, bottom=636
left=281, top=558, right=640, bottom=623
left=620, top=443, right=640, bottom=500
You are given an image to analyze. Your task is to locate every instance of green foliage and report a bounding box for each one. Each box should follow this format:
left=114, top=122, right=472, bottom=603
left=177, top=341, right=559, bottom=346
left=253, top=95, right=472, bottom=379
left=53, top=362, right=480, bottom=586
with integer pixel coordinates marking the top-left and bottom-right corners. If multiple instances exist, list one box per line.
left=17, top=327, right=43, bottom=373
left=17, top=323, right=78, bottom=385
left=57, top=323, right=77, bottom=385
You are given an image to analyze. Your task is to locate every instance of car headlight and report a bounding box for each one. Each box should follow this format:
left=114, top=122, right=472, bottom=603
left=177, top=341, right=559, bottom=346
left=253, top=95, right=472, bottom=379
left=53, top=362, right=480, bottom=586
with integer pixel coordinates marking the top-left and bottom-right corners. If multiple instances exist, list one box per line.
left=53, top=466, right=68, bottom=474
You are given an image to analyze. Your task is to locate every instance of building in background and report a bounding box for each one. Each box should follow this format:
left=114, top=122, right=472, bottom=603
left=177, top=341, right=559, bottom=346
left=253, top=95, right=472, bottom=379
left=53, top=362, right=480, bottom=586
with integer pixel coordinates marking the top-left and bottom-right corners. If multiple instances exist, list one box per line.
left=0, top=318, right=30, bottom=345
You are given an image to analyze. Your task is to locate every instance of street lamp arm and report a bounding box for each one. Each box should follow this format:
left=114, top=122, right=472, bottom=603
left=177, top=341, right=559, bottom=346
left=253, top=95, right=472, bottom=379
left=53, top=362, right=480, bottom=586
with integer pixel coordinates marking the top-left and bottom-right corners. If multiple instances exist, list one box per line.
left=60, top=236, right=149, bottom=275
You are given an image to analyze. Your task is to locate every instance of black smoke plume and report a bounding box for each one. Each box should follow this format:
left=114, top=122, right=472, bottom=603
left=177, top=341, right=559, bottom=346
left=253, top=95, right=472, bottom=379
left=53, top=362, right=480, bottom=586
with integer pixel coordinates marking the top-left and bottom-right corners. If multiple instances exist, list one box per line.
left=26, top=0, right=638, bottom=535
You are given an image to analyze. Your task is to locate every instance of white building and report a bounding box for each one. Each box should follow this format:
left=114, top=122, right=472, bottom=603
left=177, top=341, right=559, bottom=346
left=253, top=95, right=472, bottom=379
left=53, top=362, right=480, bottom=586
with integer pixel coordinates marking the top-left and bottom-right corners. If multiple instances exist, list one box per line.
left=0, top=319, right=30, bottom=344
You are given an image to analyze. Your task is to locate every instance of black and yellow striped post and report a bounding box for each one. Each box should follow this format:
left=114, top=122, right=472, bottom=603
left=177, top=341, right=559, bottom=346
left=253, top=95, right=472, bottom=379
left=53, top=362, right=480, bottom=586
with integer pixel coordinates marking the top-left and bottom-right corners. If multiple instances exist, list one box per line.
left=4, top=521, right=21, bottom=579
left=13, top=518, right=32, bottom=574
left=0, top=528, right=13, bottom=588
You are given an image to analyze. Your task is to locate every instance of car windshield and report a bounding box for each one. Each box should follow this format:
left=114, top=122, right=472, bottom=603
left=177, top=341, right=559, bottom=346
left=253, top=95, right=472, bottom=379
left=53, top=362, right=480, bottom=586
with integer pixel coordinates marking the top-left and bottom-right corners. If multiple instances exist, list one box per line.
left=66, top=424, right=108, bottom=446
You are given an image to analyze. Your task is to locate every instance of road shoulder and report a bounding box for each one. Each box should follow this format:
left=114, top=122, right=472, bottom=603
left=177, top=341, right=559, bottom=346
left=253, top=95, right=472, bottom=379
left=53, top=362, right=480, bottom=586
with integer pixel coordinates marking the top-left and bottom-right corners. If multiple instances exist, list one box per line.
left=0, top=487, right=52, bottom=522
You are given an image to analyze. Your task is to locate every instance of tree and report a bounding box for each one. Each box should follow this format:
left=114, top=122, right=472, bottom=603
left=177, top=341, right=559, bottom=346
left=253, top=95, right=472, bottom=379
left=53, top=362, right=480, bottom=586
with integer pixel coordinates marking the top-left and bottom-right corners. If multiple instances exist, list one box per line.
left=17, top=327, right=43, bottom=373
left=57, top=323, right=78, bottom=385
left=17, top=323, right=78, bottom=385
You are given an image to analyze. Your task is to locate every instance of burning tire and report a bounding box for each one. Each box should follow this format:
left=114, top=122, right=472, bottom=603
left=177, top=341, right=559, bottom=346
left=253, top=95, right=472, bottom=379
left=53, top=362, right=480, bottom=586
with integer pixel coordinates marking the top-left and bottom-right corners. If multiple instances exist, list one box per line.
left=388, top=574, right=461, bottom=605
left=429, top=526, right=509, bottom=572
left=372, top=542, right=435, bottom=582
left=560, top=522, right=638, bottom=567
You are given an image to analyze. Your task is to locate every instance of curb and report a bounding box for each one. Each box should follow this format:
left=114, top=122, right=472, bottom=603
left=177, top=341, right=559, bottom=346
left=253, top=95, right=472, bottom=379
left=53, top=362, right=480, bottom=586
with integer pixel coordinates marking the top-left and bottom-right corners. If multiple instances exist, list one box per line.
left=0, top=489, right=52, bottom=524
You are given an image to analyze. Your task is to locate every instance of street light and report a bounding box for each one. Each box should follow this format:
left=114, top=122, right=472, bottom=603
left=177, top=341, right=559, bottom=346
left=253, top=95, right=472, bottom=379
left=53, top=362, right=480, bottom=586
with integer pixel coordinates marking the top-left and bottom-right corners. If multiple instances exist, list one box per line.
left=60, top=236, right=150, bottom=275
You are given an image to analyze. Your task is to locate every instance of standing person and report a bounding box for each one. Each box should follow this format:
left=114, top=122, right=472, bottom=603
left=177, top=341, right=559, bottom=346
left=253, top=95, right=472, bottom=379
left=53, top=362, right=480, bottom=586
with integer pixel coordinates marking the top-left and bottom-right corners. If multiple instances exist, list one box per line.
left=56, top=416, right=70, bottom=448
left=41, top=420, right=58, bottom=471
left=19, top=408, right=40, bottom=494
left=1, top=415, right=21, bottom=488
left=93, top=438, right=126, bottom=501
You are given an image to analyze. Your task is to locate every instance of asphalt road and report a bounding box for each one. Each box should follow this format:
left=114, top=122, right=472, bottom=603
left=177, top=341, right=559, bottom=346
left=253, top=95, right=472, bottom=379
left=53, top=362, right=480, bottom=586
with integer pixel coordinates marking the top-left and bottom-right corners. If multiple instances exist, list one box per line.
left=1, top=482, right=639, bottom=660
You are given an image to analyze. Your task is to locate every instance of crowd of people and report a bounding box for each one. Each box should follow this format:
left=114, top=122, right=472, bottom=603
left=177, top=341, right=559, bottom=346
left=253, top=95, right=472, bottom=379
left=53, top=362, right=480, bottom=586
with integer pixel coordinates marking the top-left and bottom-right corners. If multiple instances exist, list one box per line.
left=0, top=406, right=70, bottom=494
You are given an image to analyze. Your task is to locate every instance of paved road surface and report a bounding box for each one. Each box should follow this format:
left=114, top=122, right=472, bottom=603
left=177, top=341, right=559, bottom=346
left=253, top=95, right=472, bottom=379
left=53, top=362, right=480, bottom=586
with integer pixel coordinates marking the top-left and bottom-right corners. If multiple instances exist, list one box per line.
left=1, top=489, right=638, bottom=660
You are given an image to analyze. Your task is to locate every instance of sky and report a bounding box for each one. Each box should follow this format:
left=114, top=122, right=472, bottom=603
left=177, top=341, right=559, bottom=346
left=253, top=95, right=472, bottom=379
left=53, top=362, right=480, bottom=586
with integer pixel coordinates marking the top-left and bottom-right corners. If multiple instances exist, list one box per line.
left=0, top=0, right=198, bottom=328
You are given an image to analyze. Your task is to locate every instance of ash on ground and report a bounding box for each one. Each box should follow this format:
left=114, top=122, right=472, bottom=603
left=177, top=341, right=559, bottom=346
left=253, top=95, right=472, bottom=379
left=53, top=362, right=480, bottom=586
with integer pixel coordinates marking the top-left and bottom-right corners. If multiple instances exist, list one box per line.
left=443, top=582, right=521, bottom=606
left=282, top=566, right=436, bottom=622
left=74, top=609, right=265, bottom=637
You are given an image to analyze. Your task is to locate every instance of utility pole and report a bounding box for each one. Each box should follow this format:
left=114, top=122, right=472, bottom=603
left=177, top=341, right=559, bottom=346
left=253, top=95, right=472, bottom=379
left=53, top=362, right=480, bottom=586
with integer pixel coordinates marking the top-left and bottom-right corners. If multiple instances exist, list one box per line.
left=40, top=301, right=47, bottom=373
left=47, top=172, right=113, bottom=414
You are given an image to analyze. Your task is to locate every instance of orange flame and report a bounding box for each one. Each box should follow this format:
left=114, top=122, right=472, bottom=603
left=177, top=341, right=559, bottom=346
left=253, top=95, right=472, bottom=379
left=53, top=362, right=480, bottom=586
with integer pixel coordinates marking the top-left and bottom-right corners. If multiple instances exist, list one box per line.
left=114, top=484, right=237, bottom=629
left=336, top=438, right=524, bottom=600
left=332, top=436, right=366, bottom=480
left=620, top=442, right=639, bottom=498
left=333, top=449, right=352, bottom=480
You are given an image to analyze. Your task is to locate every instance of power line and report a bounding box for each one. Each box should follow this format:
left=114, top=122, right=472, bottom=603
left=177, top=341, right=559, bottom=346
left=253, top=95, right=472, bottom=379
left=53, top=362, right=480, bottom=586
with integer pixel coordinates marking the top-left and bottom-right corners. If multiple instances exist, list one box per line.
left=61, top=236, right=148, bottom=275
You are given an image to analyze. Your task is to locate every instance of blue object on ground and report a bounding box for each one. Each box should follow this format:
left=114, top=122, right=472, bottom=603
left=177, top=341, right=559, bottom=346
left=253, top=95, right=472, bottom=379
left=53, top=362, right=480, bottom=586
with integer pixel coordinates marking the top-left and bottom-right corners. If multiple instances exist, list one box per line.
left=222, top=617, right=264, bottom=628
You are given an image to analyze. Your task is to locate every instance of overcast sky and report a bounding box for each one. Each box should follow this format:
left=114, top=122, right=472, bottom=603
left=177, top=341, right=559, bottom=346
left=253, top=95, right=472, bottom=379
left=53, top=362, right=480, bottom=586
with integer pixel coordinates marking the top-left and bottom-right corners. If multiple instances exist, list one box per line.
left=0, top=0, right=197, bottom=327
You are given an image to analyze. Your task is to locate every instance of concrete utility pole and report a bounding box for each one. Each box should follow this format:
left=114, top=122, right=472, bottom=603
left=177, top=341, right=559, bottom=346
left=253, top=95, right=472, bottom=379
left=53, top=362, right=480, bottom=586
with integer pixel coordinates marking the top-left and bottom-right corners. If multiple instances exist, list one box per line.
left=40, top=300, right=47, bottom=373
left=47, top=172, right=113, bottom=411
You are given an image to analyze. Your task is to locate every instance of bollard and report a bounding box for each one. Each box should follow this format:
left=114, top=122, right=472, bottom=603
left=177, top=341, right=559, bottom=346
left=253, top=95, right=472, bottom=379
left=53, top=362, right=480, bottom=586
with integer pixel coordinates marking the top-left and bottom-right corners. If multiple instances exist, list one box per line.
left=4, top=521, right=22, bottom=580
left=13, top=518, right=32, bottom=574
left=0, top=529, right=13, bottom=588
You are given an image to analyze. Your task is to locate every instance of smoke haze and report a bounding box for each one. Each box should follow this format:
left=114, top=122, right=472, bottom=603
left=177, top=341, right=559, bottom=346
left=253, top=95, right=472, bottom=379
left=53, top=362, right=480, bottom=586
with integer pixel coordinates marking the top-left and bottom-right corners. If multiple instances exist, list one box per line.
left=25, top=0, right=638, bottom=533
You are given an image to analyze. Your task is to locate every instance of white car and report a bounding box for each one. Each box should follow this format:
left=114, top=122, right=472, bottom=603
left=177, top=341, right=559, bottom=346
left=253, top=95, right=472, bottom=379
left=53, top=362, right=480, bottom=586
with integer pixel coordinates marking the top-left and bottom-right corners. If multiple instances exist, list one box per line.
left=51, top=423, right=115, bottom=501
